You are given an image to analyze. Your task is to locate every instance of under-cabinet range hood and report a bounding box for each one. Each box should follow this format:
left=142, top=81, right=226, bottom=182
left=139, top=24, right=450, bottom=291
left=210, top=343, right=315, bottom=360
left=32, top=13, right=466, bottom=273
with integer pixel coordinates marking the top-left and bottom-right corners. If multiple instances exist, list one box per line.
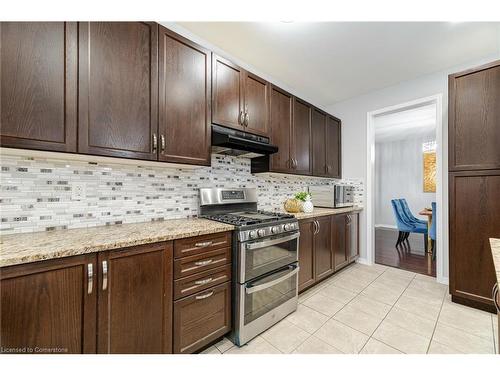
left=211, top=125, right=278, bottom=158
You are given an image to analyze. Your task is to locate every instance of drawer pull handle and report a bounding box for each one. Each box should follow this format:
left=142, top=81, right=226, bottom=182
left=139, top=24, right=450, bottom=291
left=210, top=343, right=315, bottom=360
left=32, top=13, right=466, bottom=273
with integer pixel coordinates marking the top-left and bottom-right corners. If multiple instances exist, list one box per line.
left=195, top=241, right=213, bottom=248
left=87, top=263, right=93, bottom=295
left=102, top=260, right=108, bottom=291
left=194, top=277, right=213, bottom=285
left=493, top=283, right=500, bottom=311
left=194, top=259, right=213, bottom=267
left=195, top=291, right=214, bottom=300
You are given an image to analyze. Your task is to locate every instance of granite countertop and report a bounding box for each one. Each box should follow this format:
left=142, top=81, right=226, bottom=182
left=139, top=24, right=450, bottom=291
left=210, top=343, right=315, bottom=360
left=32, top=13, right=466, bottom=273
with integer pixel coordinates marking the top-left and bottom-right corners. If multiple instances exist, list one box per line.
left=289, top=206, right=363, bottom=220
left=0, top=218, right=234, bottom=268
left=490, top=238, right=500, bottom=285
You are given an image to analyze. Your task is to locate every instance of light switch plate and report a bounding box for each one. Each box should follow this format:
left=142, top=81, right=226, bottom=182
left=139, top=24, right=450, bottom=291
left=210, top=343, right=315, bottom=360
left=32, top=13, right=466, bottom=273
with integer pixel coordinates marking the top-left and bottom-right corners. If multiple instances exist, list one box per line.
left=71, top=183, right=86, bottom=201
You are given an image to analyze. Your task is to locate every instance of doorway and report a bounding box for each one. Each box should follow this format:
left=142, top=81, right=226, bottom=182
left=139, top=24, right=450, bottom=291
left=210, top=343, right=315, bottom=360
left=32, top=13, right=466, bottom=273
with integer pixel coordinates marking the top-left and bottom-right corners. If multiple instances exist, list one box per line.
left=366, top=95, right=444, bottom=281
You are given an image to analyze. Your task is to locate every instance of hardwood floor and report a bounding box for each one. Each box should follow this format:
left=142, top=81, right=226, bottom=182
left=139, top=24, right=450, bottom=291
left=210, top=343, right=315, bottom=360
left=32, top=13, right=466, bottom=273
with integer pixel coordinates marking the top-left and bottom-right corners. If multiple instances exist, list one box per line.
left=375, top=227, right=436, bottom=277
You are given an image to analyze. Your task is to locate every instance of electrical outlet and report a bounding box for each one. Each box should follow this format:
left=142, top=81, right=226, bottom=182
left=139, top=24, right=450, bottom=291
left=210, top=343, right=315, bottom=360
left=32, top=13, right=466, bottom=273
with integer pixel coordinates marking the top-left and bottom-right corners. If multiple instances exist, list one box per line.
left=71, top=183, right=86, bottom=201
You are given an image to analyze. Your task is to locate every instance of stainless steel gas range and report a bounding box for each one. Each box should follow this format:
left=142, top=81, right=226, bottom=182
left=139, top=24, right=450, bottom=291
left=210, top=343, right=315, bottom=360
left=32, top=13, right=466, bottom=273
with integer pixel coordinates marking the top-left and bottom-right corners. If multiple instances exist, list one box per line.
left=199, top=187, right=300, bottom=346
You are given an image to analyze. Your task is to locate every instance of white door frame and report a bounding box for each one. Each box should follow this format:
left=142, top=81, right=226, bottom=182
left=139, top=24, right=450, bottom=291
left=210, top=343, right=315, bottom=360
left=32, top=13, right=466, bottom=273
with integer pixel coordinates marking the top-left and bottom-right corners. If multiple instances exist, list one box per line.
left=365, top=94, right=446, bottom=284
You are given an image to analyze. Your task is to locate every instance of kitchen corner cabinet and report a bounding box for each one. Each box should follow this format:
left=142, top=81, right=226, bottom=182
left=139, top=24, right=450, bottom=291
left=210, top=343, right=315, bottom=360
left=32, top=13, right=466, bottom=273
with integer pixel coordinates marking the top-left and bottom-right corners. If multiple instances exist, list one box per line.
left=158, top=26, right=211, bottom=166
left=311, top=109, right=342, bottom=178
left=0, top=254, right=97, bottom=354
left=326, top=116, right=342, bottom=178
left=212, top=54, right=269, bottom=136
left=268, top=86, right=294, bottom=173
left=0, top=22, right=78, bottom=152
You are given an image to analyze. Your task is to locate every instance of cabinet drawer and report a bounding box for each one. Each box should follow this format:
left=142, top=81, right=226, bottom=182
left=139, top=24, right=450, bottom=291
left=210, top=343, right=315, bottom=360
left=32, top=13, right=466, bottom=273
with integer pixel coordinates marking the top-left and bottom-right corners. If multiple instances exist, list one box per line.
left=173, top=281, right=231, bottom=354
left=174, top=231, right=231, bottom=259
left=174, top=247, right=231, bottom=279
left=173, top=264, right=231, bottom=300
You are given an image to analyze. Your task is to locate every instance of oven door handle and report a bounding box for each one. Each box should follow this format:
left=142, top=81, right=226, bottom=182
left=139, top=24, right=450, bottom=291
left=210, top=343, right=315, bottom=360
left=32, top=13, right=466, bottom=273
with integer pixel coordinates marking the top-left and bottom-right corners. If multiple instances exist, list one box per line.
left=245, top=265, right=300, bottom=294
left=245, top=232, right=300, bottom=250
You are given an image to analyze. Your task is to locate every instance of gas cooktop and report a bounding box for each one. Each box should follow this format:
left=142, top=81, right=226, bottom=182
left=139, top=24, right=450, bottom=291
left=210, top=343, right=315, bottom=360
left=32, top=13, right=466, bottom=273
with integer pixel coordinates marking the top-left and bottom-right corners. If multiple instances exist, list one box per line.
left=201, top=210, right=294, bottom=227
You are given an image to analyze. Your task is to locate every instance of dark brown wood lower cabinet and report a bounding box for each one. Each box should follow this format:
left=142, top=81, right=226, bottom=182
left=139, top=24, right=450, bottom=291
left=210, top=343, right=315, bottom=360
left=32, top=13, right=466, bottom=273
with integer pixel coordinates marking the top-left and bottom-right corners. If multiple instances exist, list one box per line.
left=298, top=219, right=315, bottom=292
left=314, top=216, right=334, bottom=281
left=0, top=254, right=97, bottom=354
left=97, top=242, right=173, bottom=354
left=173, top=282, right=231, bottom=354
left=333, top=214, right=349, bottom=271
left=346, top=213, right=359, bottom=262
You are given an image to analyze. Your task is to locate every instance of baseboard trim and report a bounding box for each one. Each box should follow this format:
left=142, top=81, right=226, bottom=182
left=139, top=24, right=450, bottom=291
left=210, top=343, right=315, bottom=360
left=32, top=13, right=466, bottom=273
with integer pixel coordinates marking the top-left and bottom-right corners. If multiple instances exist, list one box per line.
left=355, top=257, right=372, bottom=266
left=374, top=224, right=397, bottom=229
left=436, top=276, right=449, bottom=285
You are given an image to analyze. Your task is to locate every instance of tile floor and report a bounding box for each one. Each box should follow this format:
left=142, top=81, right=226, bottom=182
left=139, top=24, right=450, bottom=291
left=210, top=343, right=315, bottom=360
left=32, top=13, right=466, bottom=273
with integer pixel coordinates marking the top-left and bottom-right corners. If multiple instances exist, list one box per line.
left=201, top=263, right=499, bottom=354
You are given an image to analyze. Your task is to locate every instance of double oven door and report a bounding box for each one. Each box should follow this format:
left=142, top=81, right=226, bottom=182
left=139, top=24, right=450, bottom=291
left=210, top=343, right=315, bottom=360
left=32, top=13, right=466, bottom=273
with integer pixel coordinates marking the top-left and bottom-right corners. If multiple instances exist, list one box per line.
left=233, top=230, right=300, bottom=345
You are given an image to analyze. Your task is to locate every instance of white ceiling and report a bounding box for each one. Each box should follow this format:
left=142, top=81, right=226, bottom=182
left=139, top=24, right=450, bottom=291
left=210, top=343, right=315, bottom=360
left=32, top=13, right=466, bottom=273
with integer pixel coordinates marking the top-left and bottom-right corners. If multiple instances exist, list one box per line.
left=177, top=22, right=500, bottom=106
left=374, top=103, right=436, bottom=142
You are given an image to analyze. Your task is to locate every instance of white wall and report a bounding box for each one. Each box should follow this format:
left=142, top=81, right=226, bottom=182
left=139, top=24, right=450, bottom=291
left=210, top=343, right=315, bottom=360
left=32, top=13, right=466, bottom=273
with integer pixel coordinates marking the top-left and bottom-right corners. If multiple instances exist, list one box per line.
left=375, top=132, right=436, bottom=227
left=327, top=53, right=500, bottom=280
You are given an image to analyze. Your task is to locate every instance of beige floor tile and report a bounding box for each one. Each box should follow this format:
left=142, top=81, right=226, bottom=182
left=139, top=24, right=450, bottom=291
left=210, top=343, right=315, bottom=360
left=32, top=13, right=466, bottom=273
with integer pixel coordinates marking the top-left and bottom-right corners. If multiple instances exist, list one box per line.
left=383, top=267, right=416, bottom=279
left=298, top=287, right=320, bottom=303
left=286, top=304, right=329, bottom=334
left=372, top=321, right=430, bottom=354
left=303, top=291, right=346, bottom=317
left=334, top=305, right=383, bottom=335
left=213, top=337, right=234, bottom=353
left=354, top=262, right=388, bottom=274
left=261, top=320, right=310, bottom=353
left=414, top=273, right=438, bottom=283
left=438, top=302, right=494, bottom=340
left=292, top=335, right=344, bottom=354
left=360, top=338, right=402, bottom=354
left=225, top=336, right=281, bottom=354
left=394, top=294, right=442, bottom=321
left=432, top=322, right=494, bottom=354
left=340, top=267, right=380, bottom=284
left=314, top=319, right=369, bottom=354
left=408, top=278, right=447, bottom=296
left=376, top=272, right=413, bottom=289
left=405, top=283, right=446, bottom=301
left=361, top=281, right=402, bottom=305
left=346, top=294, right=392, bottom=319
left=199, top=345, right=221, bottom=354
left=427, top=340, right=463, bottom=354
left=317, top=283, right=358, bottom=304
left=384, top=307, right=436, bottom=338
left=402, top=286, right=445, bottom=307
left=493, top=315, right=498, bottom=354
left=330, top=273, right=371, bottom=293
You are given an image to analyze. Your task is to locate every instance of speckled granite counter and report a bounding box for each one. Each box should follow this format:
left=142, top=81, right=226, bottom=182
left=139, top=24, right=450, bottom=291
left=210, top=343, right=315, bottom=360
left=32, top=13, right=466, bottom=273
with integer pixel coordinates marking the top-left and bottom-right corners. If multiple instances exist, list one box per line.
left=0, top=219, right=234, bottom=267
left=289, top=206, right=363, bottom=220
left=490, top=238, right=500, bottom=285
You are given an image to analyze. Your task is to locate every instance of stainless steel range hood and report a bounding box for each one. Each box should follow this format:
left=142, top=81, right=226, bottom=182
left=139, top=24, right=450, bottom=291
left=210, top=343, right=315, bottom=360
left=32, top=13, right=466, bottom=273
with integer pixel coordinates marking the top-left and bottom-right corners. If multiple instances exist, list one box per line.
left=211, top=125, right=278, bottom=158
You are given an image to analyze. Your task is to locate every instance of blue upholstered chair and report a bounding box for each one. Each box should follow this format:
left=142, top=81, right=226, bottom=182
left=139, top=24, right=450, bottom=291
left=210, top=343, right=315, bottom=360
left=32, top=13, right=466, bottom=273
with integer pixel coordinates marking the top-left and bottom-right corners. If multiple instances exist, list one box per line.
left=391, top=199, right=428, bottom=248
left=400, top=198, right=427, bottom=225
left=430, top=202, right=436, bottom=259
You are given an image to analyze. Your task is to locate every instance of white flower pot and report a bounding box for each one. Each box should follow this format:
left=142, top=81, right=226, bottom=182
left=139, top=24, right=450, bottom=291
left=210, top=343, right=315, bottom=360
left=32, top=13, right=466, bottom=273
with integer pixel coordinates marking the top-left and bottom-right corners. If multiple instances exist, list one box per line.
left=302, top=196, right=314, bottom=213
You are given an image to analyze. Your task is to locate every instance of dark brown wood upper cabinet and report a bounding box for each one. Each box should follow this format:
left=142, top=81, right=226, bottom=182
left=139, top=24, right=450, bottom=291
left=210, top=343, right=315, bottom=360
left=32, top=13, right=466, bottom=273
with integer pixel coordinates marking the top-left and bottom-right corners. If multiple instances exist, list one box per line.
left=326, top=116, right=342, bottom=178
left=158, top=26, right=211, bottom=166
left=269, top=85, right=293, bottom=173
left=212, top=54, right=244, bottom=130
left=78, top=22, right=159, bottom=160
left=312, top=109, right=327, bottom=176
left=97, top=241, right=173, bottom=354
left=243, top=72, right=269, bottom=136
left=314, top=216, right=334, bottom=281
left=0, top=22, right=77, bottom=152
left=298, top=219, right=315, bottom=292
left=0, top=254, right=97, bottom=354
left=449, top=60, right=500, bottom=171
left=292, top=98, right=312, bottom=175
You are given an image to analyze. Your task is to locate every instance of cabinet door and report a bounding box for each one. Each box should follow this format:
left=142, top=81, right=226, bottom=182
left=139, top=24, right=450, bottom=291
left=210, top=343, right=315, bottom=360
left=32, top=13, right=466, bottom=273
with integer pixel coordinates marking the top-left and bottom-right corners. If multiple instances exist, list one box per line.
left=314, top=216, right=334, bottom=281
left=212, top=54, right=244, bottom=130
left=0, top=254, right=97, bottom=353
left=158, top=26, right=211, bottom=166
left=0, top=22, right=77, bottom=152
left=311, top=109, right=327, bottom=176
left=292, top=98, right=312, bottom=175
left=449, top=172, right=499, bottom=310
left=243, top=72, right=269, bottom=136
left=333, top=214, right=348, bottom=271
left=326, top=116, right=341, bottom=178
left=78, top=22, right=158, bottom=160
left=269, top=86, right=293, bottom=173
left=449, top=61, right=500, bottom=171
left=347, top=213, right=359, bottom=262
left=298, top=219, right=315, bottom=292
left=97, top=242, right=173, bottom=353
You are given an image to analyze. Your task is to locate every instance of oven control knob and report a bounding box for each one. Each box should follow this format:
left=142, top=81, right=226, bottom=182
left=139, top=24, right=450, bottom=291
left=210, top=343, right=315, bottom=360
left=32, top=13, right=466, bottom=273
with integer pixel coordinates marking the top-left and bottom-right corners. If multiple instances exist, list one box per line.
left=257, top=229, right=266, bottom=237
left=271, top=226, right=280, bottom=234
left=249, top=230, right=258, bottom=239
left=284, top=223, right=294, bottom=231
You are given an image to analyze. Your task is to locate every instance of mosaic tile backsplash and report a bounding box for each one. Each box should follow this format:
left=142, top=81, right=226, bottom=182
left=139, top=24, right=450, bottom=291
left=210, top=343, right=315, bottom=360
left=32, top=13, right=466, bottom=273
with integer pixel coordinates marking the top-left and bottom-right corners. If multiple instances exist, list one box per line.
left=0, top=153, right=364, bottom=235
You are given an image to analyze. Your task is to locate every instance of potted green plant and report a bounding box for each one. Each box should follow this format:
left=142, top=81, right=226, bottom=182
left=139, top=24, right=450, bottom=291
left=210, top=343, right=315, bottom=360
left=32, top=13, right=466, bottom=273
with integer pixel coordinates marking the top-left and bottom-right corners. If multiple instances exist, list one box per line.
left=295, top=191, right=313, bottom=213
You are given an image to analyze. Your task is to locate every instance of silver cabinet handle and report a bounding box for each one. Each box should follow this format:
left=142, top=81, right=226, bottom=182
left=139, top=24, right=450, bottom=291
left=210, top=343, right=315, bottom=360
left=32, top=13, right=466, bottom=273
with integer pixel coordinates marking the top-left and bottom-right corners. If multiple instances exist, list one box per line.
left=244, top=111, right=249, bottom=126
left=246, top=232, right=300, bottom=250
left=152, top=133, right=158, bottom=152
left=239, top=111, right=245, bottom=125
left=195, top=241, right=213, bottom=248
left=87, top=263, right=93, bottom=295
left=312, top=220, right=318, bottom=235
left=195, top=291, right=214, bottom=300
left=493, top=283, right=500, bottom=311
left=194, top=259, right=213, bottom=266
left=293, top=158, right=298, bottom=169
left=246, top=265, right=300, bottom=294
left=102, top=260, right=108, bottom=291
left=160, top=134, right=166, bottom=152
left=194, top=277, right=213, bottom=285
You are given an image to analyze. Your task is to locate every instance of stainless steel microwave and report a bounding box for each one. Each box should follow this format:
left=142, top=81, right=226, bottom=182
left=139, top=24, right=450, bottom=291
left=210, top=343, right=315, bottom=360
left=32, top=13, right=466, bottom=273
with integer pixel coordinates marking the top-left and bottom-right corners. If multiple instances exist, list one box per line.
left=308, top=185, right=354, bottom=208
